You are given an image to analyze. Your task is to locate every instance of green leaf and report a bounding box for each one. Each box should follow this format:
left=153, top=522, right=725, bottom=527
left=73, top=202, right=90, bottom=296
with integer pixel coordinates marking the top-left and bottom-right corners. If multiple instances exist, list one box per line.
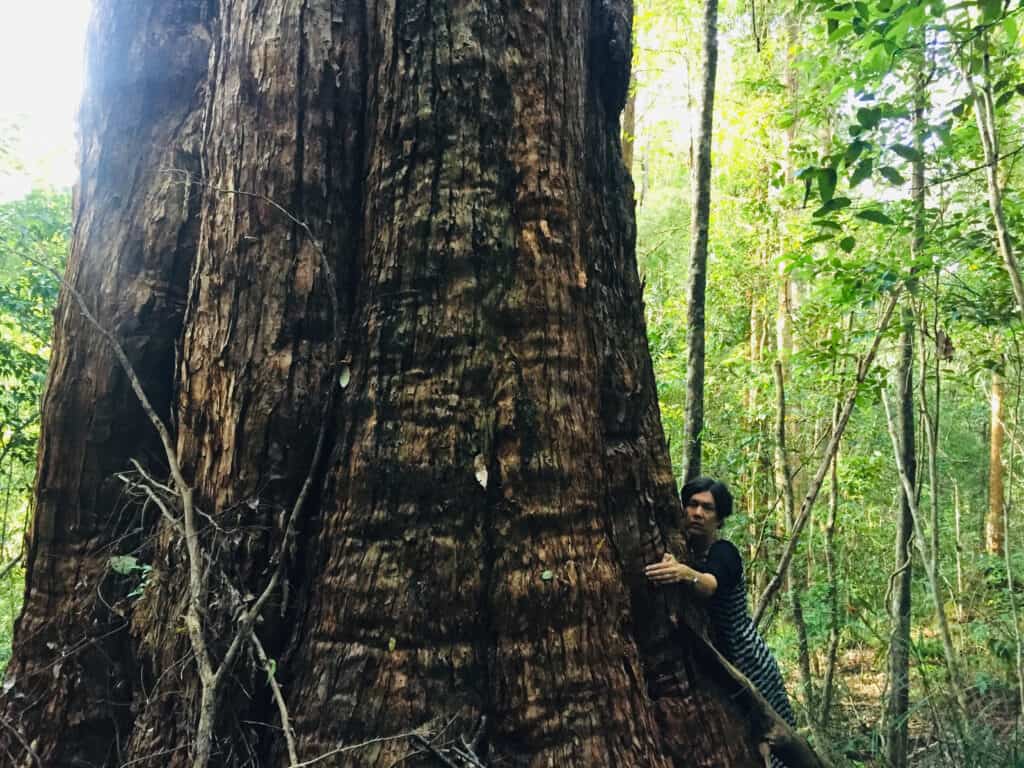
left=890, top=143, right=921, bottom=162
left=850, top=158, right=874, bottom=187
left=840, top=236, right=856, bottom=253
left=818, top=168, right=838, bottom=203
left=776, top=112, right=798, bottom=129
left=110, top=555, right=141, bottom=575
left=844, top=139, right=870, bottom=166
left=996, top=90, right=1016, bottom=108
left=1004, top=15, right=1019, bottom=44
left=856, top=208, right=896, bottom=225
left=804, top=234, right=835, bottom=246
left=879, top=166, right=905, bottom=185
left=864, top=47, right=889, bottom=74
left=815, top=220, right=843, bottom=231
left=828, top=22, right=852, bottom=42
left=813, top=197, right=852, bottom=217
left=980, top=0, right=1002, bottom=23
left=856, top=106, right=883, bottom=130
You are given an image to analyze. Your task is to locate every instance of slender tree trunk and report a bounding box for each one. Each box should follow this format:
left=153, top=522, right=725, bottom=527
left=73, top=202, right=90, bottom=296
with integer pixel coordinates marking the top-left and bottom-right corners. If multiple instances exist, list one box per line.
left=818, top=393, right=842, bottom=731
left=970, top=32, right=1024, bottom=320
left=774, top=361, right=816, bottom=732
left=882, top=389, right=969, bottom=723
left=885, top=307, right=916, bottom=768
left=747, top=284, right=769, bottom=595
left=682, top=0, right=720, bottom=482
left=885, top=63, right=927, bottom=764
left=0, top=3, right=809, bottom=767
left=954, top=481, right=965, bottom=623
left=909, top=289, right=969, bottom=721
left=988, top=368, right=1006, bottom=555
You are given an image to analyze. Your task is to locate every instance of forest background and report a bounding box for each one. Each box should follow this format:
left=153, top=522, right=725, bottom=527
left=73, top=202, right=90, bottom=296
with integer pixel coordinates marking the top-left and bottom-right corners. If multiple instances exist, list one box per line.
left=2, top=0, right=1023, bottom=765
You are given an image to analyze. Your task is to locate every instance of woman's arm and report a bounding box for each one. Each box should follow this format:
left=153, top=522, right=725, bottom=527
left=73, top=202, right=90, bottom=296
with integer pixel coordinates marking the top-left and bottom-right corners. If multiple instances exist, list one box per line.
left=644, top=553, right=718, bottom=598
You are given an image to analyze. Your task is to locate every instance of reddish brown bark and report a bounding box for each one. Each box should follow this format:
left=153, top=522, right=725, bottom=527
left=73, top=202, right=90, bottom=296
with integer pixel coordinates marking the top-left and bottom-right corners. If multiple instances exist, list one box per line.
left=2, top=2, right=765, bottom=767
left=0, top=3, right=212, bottom=763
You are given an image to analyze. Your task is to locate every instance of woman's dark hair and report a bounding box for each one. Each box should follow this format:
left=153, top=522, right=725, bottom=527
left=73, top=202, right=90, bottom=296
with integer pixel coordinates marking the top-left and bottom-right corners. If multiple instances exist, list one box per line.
left=680, top=476, right=733, bottom=527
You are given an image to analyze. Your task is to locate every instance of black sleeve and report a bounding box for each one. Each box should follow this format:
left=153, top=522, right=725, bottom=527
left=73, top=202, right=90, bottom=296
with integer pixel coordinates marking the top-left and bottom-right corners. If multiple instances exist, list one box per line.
left=703, top=540, right=743, bottom=592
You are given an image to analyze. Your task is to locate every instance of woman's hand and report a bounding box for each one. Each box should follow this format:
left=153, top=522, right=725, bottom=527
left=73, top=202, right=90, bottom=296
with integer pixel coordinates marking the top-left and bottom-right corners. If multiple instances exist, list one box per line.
left=644, top=552, right=690, bottom=585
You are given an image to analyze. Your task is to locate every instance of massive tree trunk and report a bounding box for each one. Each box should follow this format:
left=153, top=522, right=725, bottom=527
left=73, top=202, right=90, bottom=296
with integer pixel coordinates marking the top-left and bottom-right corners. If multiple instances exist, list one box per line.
left=0, top=2, right=769, bottom=767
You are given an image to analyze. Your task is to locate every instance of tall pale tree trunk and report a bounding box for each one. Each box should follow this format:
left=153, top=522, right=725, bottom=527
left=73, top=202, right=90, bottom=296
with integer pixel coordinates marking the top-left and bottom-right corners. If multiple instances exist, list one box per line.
left=0, top=3, right=821, bottom=768
left=988, top=368, right=1006, bottom=555
left=746, top=280, right=770, bottom=595
left=818, top=391, right=842, bottom=731
left=682, top=0, right=720, bottom=482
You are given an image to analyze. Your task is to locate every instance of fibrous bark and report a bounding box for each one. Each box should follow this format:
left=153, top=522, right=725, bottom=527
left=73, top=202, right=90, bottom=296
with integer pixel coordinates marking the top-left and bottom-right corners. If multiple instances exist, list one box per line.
left=0, top=2, right=783, bottom=768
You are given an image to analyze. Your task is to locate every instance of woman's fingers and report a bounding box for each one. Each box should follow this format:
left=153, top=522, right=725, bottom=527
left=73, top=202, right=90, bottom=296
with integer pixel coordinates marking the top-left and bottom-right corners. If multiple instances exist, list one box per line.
left=644, top=561, right=682, bottom=583
left=644, top=562, right=672, bottom=575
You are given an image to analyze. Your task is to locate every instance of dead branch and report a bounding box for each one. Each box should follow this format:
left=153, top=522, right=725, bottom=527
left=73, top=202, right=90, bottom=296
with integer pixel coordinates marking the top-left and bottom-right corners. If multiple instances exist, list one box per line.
left=24, top=167, right=342, bottom=767
left=752, top=290, right=899, bottom=627
left=291, top=729, right=431, bottom=768
left=676, top=618, right=831, bottom=768
left=0, top=714, right=40, bottom=767
left=250, top=631, right=299, bottom=766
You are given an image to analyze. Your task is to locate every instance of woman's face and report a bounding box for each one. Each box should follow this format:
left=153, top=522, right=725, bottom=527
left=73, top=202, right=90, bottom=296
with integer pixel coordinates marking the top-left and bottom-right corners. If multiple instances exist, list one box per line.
left=684, top=490, right=719, bottom=540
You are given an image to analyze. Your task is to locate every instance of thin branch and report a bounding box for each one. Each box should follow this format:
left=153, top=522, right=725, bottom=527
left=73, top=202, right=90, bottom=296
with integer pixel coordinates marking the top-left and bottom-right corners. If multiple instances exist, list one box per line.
left=292, top=730, right=429, bottom=768
left=250, top=631, right=299, bottom=766
left=0, top=714, right=40, bottom=767
left=0, top=553, right=22, bottom=583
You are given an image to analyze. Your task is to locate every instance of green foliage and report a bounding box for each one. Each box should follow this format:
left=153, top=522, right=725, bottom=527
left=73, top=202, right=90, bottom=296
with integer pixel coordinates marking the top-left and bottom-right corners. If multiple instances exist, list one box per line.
left=634, top=0, right=1024, bottom=762
left=0, top=185, right=69, bottom=671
